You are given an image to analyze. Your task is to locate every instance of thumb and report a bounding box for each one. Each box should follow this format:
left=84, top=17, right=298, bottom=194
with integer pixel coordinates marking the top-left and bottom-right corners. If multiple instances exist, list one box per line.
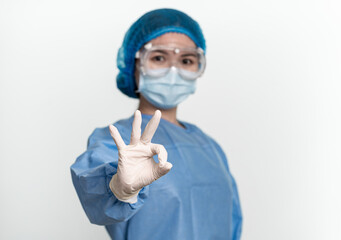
left=150, top=144, right=172, bottom=178
left=157, top=161, right=173, bottom=177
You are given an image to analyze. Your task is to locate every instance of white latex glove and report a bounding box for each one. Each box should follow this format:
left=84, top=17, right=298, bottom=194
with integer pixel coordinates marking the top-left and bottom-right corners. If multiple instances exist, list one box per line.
left=109, top=110, right=173, bottom=203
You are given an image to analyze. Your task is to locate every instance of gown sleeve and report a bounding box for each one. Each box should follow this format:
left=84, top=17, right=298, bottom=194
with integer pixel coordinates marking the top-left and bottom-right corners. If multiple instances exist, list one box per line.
left=70, top=126, right=149, bottom=225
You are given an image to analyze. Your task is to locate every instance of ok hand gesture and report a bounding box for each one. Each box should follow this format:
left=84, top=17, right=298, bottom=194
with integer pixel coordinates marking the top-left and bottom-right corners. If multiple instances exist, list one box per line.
left=109, top=110, right=173, bottom=203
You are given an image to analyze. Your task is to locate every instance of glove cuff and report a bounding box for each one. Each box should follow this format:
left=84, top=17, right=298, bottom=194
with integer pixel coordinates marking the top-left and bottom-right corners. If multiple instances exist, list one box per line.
left=109, top=174, right=140, bottom=204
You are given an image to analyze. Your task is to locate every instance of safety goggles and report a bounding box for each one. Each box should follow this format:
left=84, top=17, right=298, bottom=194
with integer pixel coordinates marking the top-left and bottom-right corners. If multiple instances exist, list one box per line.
left=135, top=43, right=206, bottom=80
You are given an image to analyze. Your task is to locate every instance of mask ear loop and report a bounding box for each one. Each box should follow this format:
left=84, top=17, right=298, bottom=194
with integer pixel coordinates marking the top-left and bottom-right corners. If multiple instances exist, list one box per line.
left=134, top=57, right=142, bottom=94
left=135, top=62, right=143, bottom=94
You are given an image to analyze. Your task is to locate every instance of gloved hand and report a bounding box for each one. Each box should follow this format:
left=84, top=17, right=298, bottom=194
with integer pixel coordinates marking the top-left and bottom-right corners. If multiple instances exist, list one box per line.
left=109, top=110, right=173, bottom=203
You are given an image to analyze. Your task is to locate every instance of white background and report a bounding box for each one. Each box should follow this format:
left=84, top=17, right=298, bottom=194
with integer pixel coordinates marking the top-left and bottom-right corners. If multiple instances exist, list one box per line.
left=1, top=0, right=340, bottom=239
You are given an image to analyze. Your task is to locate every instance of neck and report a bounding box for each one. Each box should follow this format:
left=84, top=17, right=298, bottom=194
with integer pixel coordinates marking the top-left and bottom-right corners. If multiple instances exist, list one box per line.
left=138, top=95, right=184, bottom=128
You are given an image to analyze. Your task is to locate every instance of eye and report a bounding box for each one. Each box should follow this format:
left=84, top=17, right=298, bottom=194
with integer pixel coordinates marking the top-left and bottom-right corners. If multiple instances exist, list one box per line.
left=182, top=58, right=193, bottom=65
left=151, top=55, right=165, bottom=62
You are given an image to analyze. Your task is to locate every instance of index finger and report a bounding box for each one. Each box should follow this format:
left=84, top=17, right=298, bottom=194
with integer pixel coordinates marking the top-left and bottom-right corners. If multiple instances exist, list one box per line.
left=141, top=110, right=161, bottom=143
left=130, top=110, right=142, bottom=145
left=109, top=125, right=126, bottom=150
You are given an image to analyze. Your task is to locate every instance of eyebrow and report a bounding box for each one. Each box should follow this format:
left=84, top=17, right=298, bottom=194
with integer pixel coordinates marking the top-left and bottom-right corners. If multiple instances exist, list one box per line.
left=180, top=53, right=197, bottom=57
left=151, top=50, right=169, bottom=55
left=150, top=50, right=197, bottom=58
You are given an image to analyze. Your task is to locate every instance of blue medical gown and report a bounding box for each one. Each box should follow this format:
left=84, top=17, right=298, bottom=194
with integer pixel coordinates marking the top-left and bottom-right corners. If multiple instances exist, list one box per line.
left=70, top=114, right=242, bottom=240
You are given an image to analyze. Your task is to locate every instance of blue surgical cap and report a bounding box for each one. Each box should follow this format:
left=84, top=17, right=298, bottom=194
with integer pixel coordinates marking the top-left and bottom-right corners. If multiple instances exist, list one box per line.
left=116, top=8, right=206, bottom=98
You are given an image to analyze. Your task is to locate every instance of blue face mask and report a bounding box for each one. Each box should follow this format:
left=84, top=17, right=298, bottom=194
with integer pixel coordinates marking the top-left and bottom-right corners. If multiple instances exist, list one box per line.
left=137, top=67, right=197, bottom=109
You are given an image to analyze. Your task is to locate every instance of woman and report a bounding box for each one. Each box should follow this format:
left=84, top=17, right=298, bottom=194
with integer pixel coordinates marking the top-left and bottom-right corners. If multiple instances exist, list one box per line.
left=71, top=8, right=242, bottom=240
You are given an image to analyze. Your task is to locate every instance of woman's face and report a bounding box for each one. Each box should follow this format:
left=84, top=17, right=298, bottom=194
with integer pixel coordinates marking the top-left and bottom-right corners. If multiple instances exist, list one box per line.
left=135, top=32, right=196, bottom=86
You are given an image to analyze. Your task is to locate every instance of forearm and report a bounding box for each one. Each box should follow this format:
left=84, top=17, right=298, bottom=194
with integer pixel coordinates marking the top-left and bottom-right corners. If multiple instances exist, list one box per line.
left=71, top=162, right=148, bottom=225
